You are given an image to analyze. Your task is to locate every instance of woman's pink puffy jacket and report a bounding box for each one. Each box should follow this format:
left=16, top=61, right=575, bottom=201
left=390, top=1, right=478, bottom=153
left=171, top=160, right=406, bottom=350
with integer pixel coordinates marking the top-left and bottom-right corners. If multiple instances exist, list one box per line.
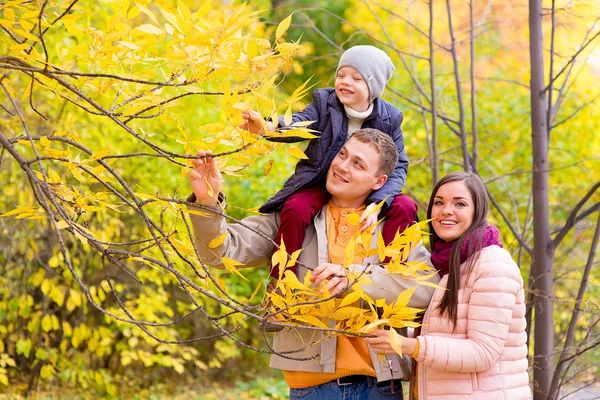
left=414, top=245, right=530, bottom=399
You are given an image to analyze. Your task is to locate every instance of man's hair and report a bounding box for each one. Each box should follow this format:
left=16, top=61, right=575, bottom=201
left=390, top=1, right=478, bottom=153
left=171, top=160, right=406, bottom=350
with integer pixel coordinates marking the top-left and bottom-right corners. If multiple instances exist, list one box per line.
left=350, top=128, right=398, bottom=176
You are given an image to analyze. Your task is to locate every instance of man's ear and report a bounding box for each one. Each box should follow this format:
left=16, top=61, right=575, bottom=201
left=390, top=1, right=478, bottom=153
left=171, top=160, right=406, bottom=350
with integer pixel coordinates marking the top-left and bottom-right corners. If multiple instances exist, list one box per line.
left=372, top=175, right=388, bottom=191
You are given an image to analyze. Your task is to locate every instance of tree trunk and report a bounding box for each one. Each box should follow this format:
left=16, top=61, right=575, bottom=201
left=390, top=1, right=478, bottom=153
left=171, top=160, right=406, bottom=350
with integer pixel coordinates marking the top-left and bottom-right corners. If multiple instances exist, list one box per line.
left=529, top=1, right=555, bottom=398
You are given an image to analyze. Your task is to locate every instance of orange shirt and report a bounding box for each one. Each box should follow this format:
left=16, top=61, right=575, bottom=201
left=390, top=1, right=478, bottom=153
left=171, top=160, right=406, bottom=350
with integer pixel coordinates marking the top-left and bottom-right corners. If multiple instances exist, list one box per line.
left=283, top=201, right=376, bottom=388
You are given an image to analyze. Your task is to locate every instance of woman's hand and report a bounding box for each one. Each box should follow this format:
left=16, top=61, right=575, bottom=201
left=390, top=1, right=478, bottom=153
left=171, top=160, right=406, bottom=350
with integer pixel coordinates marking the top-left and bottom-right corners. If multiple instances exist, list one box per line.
left=364, top=330, right=418, bottom=356
left=364, top=329, right=398, bottom=354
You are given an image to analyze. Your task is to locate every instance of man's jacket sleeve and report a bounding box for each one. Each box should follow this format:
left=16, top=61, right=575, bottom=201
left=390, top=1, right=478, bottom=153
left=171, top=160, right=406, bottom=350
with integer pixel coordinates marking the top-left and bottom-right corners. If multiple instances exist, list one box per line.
left=187, top=201, right=280, bottom=269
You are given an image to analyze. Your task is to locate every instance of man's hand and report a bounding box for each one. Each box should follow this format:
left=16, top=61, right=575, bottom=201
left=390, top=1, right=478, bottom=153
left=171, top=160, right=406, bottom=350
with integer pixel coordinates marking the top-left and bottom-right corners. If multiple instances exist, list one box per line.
left=239, top=110, right=275, bottom=134
left=189, top=150, right=223, bottom=205
left=310, top=263, right=349, bottom=296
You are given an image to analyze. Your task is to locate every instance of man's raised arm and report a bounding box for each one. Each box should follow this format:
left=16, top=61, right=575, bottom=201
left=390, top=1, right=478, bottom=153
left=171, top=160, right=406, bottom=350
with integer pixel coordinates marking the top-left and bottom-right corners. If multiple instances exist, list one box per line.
left=186, top=150, right=281, bottom=270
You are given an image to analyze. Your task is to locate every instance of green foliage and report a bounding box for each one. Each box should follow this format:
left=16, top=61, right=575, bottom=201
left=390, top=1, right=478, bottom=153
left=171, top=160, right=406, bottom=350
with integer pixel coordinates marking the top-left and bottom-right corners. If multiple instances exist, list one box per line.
left=0, top=0, right=304, bottom=395
left=0, top=0, right=599, bottom=396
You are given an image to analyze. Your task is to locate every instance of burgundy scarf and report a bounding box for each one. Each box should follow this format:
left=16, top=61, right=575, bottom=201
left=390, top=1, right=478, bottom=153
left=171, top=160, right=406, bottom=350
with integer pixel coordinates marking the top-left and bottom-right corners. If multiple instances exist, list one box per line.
left=431, top=224, right=503, bottom=277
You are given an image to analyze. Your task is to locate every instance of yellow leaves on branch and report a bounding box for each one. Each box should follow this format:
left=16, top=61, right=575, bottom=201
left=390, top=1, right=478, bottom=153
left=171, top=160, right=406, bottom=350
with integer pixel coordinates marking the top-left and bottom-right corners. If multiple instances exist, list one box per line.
left=261, top=210, right=435, bottom=334
left=3, top=0, right=311, bottom=171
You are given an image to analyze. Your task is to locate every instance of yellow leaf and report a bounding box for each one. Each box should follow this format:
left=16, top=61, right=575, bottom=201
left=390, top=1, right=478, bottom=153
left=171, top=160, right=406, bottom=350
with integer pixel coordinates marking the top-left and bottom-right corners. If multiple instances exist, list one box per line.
left=91, top=148, right=111, bottom=160
left=292, top=314, right=328, bottom=328
left=0, top=18, right=12, bottom=29
left=388, top=328, right=404, bottom=356
left=248, top=278, right=263, bottom=303
left=41, top=315, right=52, bottom=332
left=17, top=140, right=32, bottom=147
left=3, top=8, right=15, bottom=21
left=286, top=248, right=302, bottom=269
left=44, top=148, right=71, bottom=159
left=347, top=213, right=360, bottom=225
left=290, top=120, right=315, bottom=128
left=339, top=291, right=363, bottom=308
left=41, top=280, right=51, bottom=295
left=118, top=41, right=139, bottom=50
left=263, top=159, right=274, bottom=176
left=14, top=29, right=39, bottom=42
left=284, top=104, right=293, bottom=126
left=330, top=307, right=364, bottom=320
left=342, top=236, right=355, bottom=268
left=275, top=14, right=293, bottom=40
left=393, top=286, right=417, bottom=308
left=1, top=206, right=38, bottom=217
left=40, top=365, right=54, bottom=380
left=47, top=168, right=61, bottom=184
left=136, top=3, right=158, bottom=23
left=63, top=321, right=72, bottom=337
left=273, top=239, right=287, bottom=281
left=231, top=102, right=250, bottom=110
left=284, top=146, right=308, bottom=160
left=40, top=136, right=50, bottom=147
left=55, top=220, right=69, bottom=229
left=263, top=129, right=318, bottom=139
left=360, top=319, right=390, bottom=333
left=220, top=257, right=249, bottom=282
left=137, top=24, right=165, bottom=35
left=208, top=232, right=228, bottom=248
left=127, top=5, right=140, bottom=19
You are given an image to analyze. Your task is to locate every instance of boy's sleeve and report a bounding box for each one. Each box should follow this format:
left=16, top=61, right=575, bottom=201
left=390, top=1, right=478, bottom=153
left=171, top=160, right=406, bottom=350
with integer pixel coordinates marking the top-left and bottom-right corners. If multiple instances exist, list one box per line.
left=366, top=111, right=408, bottom=209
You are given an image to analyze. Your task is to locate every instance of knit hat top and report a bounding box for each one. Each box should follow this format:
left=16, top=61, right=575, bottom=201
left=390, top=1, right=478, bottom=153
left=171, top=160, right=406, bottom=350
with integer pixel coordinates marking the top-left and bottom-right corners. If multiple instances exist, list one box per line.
left=336, top=45, right=395, bottom=103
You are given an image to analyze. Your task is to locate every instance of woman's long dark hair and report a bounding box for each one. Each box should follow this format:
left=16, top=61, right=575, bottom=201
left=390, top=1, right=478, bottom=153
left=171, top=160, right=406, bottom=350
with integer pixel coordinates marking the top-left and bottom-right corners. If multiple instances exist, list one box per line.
left=427, top=173, right=490, bottom=327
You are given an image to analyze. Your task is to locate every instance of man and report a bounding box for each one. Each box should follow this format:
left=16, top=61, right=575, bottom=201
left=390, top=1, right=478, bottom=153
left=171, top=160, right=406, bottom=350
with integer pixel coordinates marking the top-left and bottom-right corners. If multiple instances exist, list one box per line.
left=187, top=128, right=438, bottom=400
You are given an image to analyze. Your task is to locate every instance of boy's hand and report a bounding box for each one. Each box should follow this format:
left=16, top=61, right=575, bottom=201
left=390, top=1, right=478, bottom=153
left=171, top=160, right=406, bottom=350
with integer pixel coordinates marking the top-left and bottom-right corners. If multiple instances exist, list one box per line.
left=359, top=205, right=380, bottom=233
left=239, top=110, right=267, bottom=134
left=189, top=150, right=223, bottom=205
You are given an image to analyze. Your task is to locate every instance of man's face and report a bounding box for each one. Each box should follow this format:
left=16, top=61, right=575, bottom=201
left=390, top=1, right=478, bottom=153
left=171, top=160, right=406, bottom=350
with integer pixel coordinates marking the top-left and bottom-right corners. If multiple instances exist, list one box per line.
left=326, top=138, right=387, bottom=208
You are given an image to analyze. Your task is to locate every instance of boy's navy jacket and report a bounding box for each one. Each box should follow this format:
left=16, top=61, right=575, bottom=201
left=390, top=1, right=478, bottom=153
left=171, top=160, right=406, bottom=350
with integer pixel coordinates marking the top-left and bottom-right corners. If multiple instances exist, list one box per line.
left=259, top=88, right=408, bottom=214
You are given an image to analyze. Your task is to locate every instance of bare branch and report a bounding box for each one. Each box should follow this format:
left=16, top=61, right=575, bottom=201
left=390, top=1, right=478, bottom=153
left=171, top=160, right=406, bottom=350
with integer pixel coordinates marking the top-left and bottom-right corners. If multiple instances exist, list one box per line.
left=553, top=182, right=600, bottom=247
left=549, top=213, right=600, bottom=399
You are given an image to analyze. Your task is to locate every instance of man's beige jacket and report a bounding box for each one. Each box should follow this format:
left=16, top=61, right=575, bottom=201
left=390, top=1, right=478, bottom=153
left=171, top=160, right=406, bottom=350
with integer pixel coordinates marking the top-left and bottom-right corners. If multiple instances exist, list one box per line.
left=188, top=200, right=439, bottom=382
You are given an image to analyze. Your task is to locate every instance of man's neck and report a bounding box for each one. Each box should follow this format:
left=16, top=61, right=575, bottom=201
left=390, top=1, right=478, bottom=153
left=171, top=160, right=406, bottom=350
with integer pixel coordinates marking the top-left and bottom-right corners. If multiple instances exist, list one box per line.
left=329, top=196, right=368, bottom=209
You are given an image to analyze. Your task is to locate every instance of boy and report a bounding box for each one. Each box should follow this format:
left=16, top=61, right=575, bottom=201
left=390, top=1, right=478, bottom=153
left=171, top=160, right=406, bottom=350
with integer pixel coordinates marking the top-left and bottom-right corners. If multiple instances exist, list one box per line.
left=240, top=46, right=416, bottom=330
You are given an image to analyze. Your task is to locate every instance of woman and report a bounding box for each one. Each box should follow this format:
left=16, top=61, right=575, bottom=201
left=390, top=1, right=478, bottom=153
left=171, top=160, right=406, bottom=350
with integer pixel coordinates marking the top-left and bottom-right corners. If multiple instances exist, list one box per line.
left=365, top=173, right=530, bottom=399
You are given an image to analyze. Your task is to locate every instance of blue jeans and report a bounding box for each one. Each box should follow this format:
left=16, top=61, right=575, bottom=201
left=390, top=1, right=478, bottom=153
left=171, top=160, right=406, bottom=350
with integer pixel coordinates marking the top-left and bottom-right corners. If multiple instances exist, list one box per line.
left=289, top=378, right=403, bottom=400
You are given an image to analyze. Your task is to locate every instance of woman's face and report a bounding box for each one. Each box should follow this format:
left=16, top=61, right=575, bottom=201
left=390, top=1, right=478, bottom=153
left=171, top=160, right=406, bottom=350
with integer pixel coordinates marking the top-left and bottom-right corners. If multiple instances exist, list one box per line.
left=431, top=181, right=475, bottom=242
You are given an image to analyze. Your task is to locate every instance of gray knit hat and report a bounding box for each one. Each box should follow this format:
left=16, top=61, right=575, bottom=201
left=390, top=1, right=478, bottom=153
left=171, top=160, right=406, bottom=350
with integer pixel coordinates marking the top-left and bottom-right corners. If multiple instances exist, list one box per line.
left=336, top=45, right=395, bottom=103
